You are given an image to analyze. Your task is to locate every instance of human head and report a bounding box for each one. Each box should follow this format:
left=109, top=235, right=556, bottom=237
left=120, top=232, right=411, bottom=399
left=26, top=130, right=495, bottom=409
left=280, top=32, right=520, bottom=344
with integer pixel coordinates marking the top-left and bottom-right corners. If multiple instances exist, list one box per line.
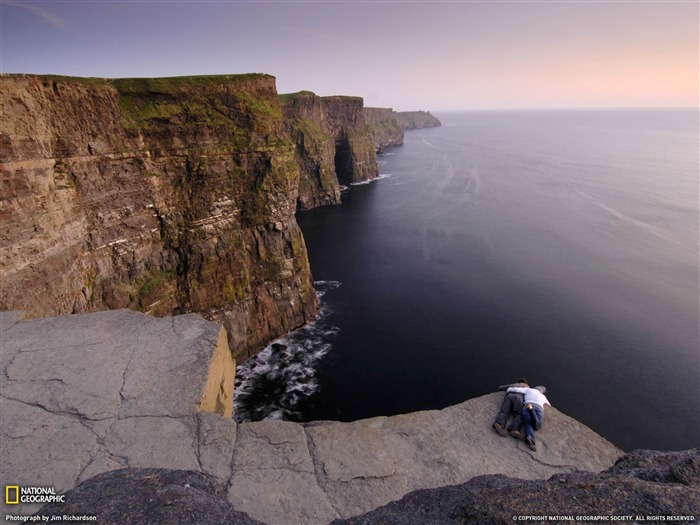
left=517, top=378, right=529, bottom=386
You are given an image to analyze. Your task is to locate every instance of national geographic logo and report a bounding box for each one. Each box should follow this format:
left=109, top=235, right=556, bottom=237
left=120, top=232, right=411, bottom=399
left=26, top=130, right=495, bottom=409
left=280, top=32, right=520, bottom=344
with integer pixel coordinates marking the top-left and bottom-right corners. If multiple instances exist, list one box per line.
left=5, top=485, right=65, bottom=504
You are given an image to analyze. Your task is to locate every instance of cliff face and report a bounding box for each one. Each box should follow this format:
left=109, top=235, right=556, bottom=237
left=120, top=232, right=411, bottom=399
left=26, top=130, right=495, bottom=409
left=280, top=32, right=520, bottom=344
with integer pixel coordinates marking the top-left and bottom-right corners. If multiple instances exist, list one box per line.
left=280, top=91, right=341, bottom=210
left=280, top=92, right=379, bottom=210
left=363, top=107, right=404, bottom=150
left=395, top=110, right=442, bottom=130
left=321, top=96, right=378, bottom=185
left=0, top=74, right=318, bottom=360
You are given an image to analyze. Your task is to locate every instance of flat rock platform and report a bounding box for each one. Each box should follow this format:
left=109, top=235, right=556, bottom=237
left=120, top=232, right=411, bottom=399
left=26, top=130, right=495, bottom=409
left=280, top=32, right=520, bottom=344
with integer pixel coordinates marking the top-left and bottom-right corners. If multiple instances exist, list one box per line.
left=0, top=310, right=623, bottom=524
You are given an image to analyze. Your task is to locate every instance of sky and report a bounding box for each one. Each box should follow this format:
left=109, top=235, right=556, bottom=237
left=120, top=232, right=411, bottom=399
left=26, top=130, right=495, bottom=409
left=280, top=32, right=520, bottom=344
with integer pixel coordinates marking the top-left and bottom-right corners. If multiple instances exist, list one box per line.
left=1, top=1, right=698, bottom=111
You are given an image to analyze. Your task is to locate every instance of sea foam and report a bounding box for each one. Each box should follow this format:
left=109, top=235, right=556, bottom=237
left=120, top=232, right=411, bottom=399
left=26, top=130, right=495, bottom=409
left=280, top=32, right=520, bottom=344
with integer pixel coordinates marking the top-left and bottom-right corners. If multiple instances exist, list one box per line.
left=233, top=281, right=341, bottom=422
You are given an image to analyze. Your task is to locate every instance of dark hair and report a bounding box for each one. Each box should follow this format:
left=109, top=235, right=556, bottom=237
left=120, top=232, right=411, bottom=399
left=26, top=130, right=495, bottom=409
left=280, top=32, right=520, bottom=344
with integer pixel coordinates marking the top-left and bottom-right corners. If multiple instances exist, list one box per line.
left=517, top=378, right=529, bottom=385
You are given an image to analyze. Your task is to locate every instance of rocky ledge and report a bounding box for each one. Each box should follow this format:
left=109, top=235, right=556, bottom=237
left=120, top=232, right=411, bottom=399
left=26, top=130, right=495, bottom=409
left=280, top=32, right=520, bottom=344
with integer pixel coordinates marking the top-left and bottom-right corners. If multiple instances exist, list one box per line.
left=1, top=309, right=655, bottom=525
left=36, top=449, right=699, bottom=525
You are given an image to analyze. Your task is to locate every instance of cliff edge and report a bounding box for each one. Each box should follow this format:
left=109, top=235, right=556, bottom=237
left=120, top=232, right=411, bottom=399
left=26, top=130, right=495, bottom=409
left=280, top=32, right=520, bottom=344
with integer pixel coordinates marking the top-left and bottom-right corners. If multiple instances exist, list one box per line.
left=1, top=310, right=625, bottom=524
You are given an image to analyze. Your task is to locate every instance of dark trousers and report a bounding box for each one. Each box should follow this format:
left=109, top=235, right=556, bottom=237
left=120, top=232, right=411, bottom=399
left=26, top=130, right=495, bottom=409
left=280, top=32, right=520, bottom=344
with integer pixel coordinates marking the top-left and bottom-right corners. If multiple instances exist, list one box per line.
left=495, top=392, right=524, bottom=431
left=523, top=403, right=543, bottom=441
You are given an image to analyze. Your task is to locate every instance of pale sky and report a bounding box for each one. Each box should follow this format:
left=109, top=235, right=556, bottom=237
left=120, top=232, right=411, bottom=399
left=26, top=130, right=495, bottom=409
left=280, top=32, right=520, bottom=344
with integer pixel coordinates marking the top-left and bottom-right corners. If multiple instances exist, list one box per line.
left=1, top=1, right=698, bottom=110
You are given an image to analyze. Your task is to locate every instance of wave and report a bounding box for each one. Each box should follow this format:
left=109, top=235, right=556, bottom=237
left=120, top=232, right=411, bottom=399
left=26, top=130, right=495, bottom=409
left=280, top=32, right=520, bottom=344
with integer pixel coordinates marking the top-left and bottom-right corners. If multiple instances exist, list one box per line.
left=575, top=189, right=683, bottom=247
left=349, top=173, right=394, bottom=186
left=233, top=280, right=341, bottom=422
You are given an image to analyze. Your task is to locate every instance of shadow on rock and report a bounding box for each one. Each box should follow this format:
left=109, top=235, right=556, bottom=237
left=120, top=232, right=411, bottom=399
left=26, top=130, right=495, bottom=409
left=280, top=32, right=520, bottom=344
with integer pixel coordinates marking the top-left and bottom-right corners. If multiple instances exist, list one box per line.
left=36, top=468, right=264, bottom=525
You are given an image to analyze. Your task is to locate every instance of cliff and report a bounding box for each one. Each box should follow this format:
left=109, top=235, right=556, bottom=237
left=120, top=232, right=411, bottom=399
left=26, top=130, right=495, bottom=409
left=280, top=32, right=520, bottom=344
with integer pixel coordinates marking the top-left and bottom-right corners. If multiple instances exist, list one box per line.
left=1, top=309, right=627, bottom=524
left=321, top=96, right=378, bottom=184
left=395, top=110, right=442, bottom=129
left=363, top=107, right=404, bottom=151
left=280, top=91, right=341, bottom=210
left=280, top=91, right=379, bottom=210
left=0, top=73, right=318, bottom=360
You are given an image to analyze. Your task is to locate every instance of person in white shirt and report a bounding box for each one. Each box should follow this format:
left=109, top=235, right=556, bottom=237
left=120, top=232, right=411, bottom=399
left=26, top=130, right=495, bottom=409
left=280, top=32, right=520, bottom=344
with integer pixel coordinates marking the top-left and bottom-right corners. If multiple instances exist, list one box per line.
left=506, top=385, right=550, bottom=451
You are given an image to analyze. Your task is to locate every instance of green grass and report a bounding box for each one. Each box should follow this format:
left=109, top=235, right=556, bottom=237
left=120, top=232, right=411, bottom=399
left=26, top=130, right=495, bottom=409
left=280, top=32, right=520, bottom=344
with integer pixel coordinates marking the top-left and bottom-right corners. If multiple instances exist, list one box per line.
left=278, top=91, right=316, bottom=105
left=111, top=73, right=271, bottom=94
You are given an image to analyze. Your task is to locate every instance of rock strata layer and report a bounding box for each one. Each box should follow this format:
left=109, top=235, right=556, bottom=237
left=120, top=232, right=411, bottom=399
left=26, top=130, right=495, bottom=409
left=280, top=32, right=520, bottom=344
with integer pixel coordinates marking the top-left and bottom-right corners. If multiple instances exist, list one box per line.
left=1, top=309, right=624, bottom=524
left=0, top=73, right=317, bottom=360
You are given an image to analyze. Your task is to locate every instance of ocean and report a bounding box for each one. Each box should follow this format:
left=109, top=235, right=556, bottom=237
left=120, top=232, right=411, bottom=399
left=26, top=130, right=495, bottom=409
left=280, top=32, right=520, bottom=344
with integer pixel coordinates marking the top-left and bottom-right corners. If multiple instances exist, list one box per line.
left=235, top=109, right=699, bottom=452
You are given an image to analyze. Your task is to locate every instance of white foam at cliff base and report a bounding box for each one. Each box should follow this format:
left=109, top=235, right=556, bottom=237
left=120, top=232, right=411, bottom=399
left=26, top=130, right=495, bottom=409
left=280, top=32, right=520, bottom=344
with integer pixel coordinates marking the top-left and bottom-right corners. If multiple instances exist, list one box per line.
left=233, top=280, right=341, bottom=422
left=349, top=173, right=393, bottom=186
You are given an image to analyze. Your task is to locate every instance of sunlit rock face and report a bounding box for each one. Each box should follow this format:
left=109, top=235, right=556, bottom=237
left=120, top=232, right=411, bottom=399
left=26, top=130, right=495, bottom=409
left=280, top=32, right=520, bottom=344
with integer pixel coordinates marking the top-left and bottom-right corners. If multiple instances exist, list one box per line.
left=0, top=74, right=318, bottom=360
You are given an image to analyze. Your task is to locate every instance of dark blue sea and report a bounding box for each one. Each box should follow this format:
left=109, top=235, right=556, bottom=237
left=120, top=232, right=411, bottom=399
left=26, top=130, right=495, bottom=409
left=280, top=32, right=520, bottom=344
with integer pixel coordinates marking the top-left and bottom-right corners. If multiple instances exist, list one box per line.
left=235, top=109, right=699, bottom=452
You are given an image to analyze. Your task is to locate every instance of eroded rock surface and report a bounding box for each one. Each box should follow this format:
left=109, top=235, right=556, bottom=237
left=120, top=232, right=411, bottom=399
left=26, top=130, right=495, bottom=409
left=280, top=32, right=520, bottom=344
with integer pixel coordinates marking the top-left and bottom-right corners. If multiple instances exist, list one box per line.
left=331, top=449, right=700, bottom=525
left=3, top=309, right=626, bottom=525
left=34, top=450, right=699, bottom=525
left=36, top=469, right=265, bottom=525
left=0, top=310, right=236, bottom=518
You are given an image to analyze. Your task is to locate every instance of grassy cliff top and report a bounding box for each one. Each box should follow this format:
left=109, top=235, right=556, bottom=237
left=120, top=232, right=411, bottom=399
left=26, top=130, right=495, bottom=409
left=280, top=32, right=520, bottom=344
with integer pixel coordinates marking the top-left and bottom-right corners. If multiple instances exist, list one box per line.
left=3, top=73, right=274, bottom=89
left=278, top=91, right=318, bottom=104
left=111, top=74, right=274, bottom=93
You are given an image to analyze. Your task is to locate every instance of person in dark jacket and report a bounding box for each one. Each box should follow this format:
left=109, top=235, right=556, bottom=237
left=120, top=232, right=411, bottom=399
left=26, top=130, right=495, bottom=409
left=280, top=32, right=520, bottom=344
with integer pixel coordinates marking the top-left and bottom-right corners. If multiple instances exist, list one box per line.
left=492, top=379, right=529, bottom=439
left=506, top=385, right=550, bottom=451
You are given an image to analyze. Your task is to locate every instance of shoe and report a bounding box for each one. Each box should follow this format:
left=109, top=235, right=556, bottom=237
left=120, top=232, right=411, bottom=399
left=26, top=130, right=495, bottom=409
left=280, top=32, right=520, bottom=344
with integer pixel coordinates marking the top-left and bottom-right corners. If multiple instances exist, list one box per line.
left=508, top=429, right=524, bottom=440
left=492, top=422, right=507, bottom=437
left=526, top=436, right=537, bottom=451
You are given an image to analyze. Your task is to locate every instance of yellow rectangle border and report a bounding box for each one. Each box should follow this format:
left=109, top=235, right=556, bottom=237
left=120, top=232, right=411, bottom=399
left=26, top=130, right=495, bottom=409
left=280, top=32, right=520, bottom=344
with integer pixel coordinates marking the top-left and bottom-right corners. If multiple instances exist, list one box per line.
left=5, top=485, right=20, bottom=504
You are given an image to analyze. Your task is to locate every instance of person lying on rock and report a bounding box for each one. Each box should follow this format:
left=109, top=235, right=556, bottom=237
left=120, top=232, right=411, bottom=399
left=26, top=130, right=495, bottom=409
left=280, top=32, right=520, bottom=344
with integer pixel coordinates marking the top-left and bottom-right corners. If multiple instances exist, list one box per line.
left=506, top=385, right=550, bottom=451
left=492, top=378, right=529, bottom=440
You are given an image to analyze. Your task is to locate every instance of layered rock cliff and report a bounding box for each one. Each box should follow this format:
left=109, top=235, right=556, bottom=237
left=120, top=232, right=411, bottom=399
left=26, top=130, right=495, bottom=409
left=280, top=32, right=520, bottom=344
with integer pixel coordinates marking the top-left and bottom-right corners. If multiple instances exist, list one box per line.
left=363, top=107, right=404, bottom=151
left=0, top=74, right=317, bottom=360
left=280, top=91, right=342, bottom=210
left=280, top=91, right=379, bottom=210
left=395, top=110, right=442, bottom=129
left=321, top=96, right=378, bottom=185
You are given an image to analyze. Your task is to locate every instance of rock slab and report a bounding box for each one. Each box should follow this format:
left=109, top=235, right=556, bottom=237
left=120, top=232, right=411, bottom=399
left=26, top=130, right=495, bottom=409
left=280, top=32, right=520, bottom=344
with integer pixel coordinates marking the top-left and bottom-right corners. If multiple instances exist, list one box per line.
left=36, top=468, right=265, bottom=525
left=34, top=449, right=699, bottom=525
left=2, top=309, right=626, bottom=525
left=0, top=309, right=236, bottom=519
left=331, top=448, right=700, bottom=525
